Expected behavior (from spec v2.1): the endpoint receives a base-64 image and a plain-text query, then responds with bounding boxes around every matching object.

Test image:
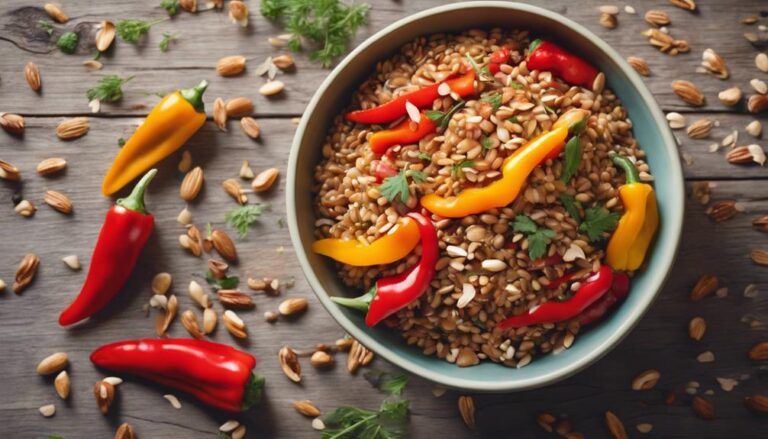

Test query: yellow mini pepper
[606,153,659,271]
[420,109,590,218]
[102,80,209,196]
[312,217,420,266]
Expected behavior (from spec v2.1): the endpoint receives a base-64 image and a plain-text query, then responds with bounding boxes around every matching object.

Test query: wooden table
[1,0,767,437]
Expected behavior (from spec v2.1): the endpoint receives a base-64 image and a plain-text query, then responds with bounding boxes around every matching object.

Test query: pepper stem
[528,38,542,53]
[241,373,265,410]
[331,285,377,312]
[180,80,208,113]
[116,169,157,215]
[609,152,640,184]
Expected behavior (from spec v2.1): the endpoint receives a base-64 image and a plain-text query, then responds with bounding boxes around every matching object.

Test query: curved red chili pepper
[331,211,438,327]
[346,70,476,125]
[59,169,158,326]
[91,339,264,412]
[498,265,614,329]
[368,113,436,154]
[527,39,599,88]
[577,272,630,326]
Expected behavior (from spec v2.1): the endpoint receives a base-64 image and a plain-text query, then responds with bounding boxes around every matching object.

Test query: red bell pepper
[91,339,264,412]
[527,39,599,88]
[578,272,630,325]
[368,112,436,155]
[488,48,510,75]
[59,169,158,326]
[331,211,438,326]
[346,69,475,125]
[370,159,398,182]
[498,265,614,329]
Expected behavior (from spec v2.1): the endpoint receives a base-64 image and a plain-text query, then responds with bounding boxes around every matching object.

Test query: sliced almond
[178,150,192,173]
[259,80,284,96]
[181,309,204,339]
[240,117,260,139]
[718,87,742,106]
[211,229,237,262]
[0,159,22,181]
[0,113,25,135]
[458,395,475,429]
[217,55,246,77]
[36,157,67,176]
[94,380,115,415]
[14,253,40,294]
[95,21,115,52]
[347,339,373,373]
[43,190,73,214]
[177,207,193,225]
[180,166,204,201]
[83,60,103,70]
[671,80,705,106]
[293,400,321,417]
[252,167,279,192]
[239,160,255,180]
[56,117,89,140]
[223,310,247,338]
[61,254,80,270]
[746,120,763,138]
[44,3,68,23]
[751,78,768,95]
[54,370,70,399]
[279,346,301,382]
[214,97,227,131]
[14,199,36,217]
[278,298,308,316]
[626,56,650,76]
[24,62,41,92]
[37,352,68,375]
[223,178,248,204]
[757,53,768,73]
[225,97,254,118]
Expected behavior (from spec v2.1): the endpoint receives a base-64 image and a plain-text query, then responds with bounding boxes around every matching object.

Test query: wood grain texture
[1,0,768,438]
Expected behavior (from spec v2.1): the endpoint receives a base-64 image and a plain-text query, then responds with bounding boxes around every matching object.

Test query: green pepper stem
[528,38,542,53]
[609,152,640,184]
[180,80,208,113]
[241,373,265,410]
[331,286,377,312]
[116,169,157,214]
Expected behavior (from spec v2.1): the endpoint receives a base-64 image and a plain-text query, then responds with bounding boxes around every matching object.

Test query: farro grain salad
[311,29,659,368]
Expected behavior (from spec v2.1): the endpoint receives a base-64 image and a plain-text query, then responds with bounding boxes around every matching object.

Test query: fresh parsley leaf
[205,271,239,291]
[560,136,581,182]
[379,170,410,203]
[434,100,466,131]
[160,0,179,15]
[86,75,134,102]
[225,204,269,239]
[364,370,409,396]
[38,20,55,36]
[579,205,620,241]
[158,31,178,52]
[417,151,432,161]
[480,92,502,112]
[261,0,369,68]
[117,137,126,148]
[117,18,165,44]
[56,31,78,54]
[559,194,581,222]
[510,82,524,90]
[481,136,493,149]
[408,170,427,183]
[322,399,410,439]
[451,160,474,178]
[513,215,556,260]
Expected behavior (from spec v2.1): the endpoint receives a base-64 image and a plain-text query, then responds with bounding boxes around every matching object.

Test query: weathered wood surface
[1,0,767,438]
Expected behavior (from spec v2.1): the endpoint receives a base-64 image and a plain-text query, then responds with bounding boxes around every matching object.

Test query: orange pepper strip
[369,113,436,154]
[311,217,420,266]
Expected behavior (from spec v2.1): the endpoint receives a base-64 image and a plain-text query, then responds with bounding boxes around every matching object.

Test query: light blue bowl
[287,1,684,391]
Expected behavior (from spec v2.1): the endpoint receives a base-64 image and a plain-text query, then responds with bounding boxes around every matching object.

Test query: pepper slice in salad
[527,39,599,88]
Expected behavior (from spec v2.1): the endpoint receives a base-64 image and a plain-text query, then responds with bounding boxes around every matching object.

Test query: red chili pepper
[370,159,398,182]
[59,169,158,326]
[368,113,436,155]
[90,339,264,412]
[331,212,438,326]
[498,265,614,329]
[578,272,630,326]
[527,39,599,88]
[346,70,476,125]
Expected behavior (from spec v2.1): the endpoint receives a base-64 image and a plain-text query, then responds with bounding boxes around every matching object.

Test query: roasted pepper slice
[527,39,599,88]
[420,109,589,218]
[606,153,659,271]
[102,80,208,196]
[368,112,436,154]
[312,217,420,266]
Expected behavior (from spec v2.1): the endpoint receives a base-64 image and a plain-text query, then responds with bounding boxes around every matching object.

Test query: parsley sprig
[480,91,502,112]
[513,215,556,260]
[225,204,269,239]
[205,271,239,291]
[38,20,55,36]
[425,100,465,131]
[117,18,167,44]
[364,370,409,396]
[260,0,370,68]
[579,205,620,241]
[322,399,410,439]
[159,31,178,52]
[379,169,426,204]
[160,0,179,15]
[464,53,494,82]
[86,75,134,102]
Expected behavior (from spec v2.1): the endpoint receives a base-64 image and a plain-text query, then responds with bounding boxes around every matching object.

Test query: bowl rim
[287,1,684,391]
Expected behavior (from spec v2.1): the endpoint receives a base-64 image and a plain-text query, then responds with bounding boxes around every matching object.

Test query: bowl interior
[287,1,684,391]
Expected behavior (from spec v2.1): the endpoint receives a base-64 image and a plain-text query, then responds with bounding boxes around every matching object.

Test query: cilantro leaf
[408,170,427,183]
[323,399,410,439]
[560,136,581,182]
[38,20,55,36]
[158,31,178,52]
[417,151,432,161]
[425,101,465,131]
[512,215,539,234]
[480,92,502,112]
[117,18,165,44]
[513,215,556,260]
[451,160,474,178]
[205,271,239,291]
[579,205,620,241]
[379,170,410,203]
[559,194,581,222]
[364,370,409,396]
[225,204,269,239]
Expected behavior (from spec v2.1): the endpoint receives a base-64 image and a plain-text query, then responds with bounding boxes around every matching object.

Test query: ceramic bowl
[287,1,684,391]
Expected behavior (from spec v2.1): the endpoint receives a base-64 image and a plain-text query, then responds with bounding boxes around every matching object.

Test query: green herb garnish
[379,170,425,204]
[57,32,78,54]
[425,100,466,131]
[451,160,474,178]
[117,138,126,148]
[560,136,581,182]
[322,399,410,439]
[117,18,166,44]
[579,205,620,242]
[225,204,269,239]
[364,370,409,396]
[416,151,432,161]
[205,271,240,291]
[86,75,134,102]
[160,0,179,15]
[158,31,178,51]
[464,53,493,82]
[38,20,55,35]
[510,82,524,90]
[480,91,502,112]
[481,136,493,149]
[513,215,556,260]
[260,0,369,68]
[559,194,581,222]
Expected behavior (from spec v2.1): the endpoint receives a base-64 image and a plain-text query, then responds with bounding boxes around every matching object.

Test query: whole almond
[746,120,763,138]
[218,290,255,308]
[627,56,650,76]
[272,54,295,70]
[115,423,136,439]
[181,309,204,339]
[225,97,254,118]
[188,280,209,308]
[605,411,628,439]
[748,94,768,113]
[644,10,670,27]
[252,167,279,192]
[690,274,718,301]
[692,396,714,420]
[749,341,768,360]
[211,229,237,262]
[670,0,696,10]
[689,316,706,341]
[180,0,197,12]
[180,166,204,201]
[151,272,172,295]
[240,117,260,139]
[599,12,617,28]
[726,146,755,165]
[14,253,40,294]
[758,53,768,73]
[753,215,768,233]
[217,55,246,77]
[279,346,301,382]
[36,157,67,176]
[94,380,115,415]
[686,118,713,139]
[203,307,217,334]
[745,395,768,414]
[14,200,36,217]
[228,0,249,27]
[0,113,25,135]
[458,395,476,429]
[706,200,738,222]
[96,21,116,52]
[44,3,68,23]
[56,117,89,140]
[631,369,660,390]
[44,190,73,214]
[718,87,742,106]
[259,81,285,96]
[214,97,227,131]
[223,178,248,204]
[54,370,70,399]
[223,310,247,338]
[24,62,41,92]
[310,350,334,368]
[293,400,321,417]
[0,159,21,181]
[751,249,768,266]
[701,48,729,79]
[672,80,705,107]
[37,352,68,375]
[278,298,308,316]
